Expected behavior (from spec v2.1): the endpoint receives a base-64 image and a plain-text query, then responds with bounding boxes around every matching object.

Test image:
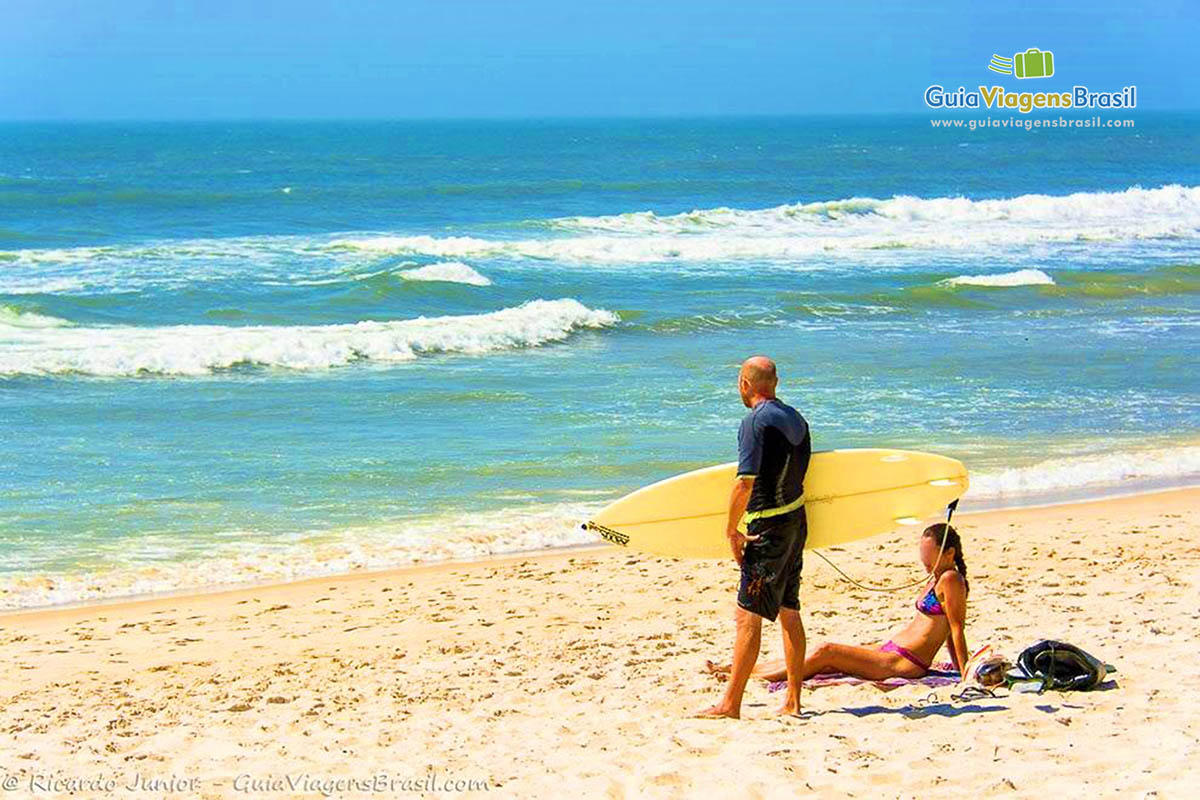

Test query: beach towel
[767,662,960,693]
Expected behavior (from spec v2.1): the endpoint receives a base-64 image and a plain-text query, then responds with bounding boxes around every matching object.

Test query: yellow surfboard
[584,449,968,559]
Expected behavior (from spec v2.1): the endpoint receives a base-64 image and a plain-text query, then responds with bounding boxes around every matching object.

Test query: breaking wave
[0,305,73,328]
[0,298,618,377]
[397,261,492,286]
[327,184,1200,264]
[3,185,1197,284]
[942,269,1056,287]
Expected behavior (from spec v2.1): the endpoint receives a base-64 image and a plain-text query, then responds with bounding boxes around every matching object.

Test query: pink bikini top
[916,582,945,616]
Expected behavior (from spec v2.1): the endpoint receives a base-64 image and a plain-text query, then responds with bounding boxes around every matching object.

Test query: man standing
[698,356,811,719]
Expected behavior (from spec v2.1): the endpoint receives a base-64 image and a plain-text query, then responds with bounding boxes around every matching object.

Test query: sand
[0,488,1197,799]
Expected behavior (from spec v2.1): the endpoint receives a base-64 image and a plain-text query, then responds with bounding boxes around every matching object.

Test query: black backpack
[1014,640,1108,691]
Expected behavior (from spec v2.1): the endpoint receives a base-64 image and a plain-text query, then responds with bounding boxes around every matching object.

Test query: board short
[737,507,807,622]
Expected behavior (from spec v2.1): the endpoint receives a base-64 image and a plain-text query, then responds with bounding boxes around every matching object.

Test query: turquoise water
[2,115,1198,607]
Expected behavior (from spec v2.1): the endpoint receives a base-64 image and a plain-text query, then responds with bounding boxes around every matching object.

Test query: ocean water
[1,115,1198,608]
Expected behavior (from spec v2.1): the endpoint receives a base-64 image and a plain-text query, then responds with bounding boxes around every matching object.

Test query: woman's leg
[804,642,926,680]
[705,657,788,681]
[707,642,925,682]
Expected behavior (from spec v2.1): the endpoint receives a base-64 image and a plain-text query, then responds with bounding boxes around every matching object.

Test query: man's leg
[695,606,762,718]
[775,518,806,715]
[776,606,805,715]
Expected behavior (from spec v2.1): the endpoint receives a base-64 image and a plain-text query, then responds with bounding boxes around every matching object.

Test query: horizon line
[1,108,1196,124]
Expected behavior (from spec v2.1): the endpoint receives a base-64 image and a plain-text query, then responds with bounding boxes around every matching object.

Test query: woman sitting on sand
[707,523,971,683]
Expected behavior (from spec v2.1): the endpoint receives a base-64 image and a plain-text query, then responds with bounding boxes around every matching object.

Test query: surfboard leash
[809,499,959,593]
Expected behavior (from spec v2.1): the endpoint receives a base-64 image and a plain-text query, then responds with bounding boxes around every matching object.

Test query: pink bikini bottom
[880,640,930,673]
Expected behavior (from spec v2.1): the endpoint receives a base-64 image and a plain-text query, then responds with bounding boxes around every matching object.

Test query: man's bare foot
[774,701,802,717]
[692,704,740,720]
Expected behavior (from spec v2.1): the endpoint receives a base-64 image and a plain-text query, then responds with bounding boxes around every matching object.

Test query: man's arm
[726,477,754,564]
[729,410,762,564]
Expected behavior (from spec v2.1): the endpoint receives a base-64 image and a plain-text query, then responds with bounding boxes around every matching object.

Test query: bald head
[738,356,778,406]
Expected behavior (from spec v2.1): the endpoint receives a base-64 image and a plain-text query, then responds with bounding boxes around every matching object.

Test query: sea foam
[4,185,1198,283]
[0,298,618,377]
[942,269,1056,287]
[968,445,1200,505]
[328,184,1200,264]
[0,501,604,610]
[0,305,73,328]
[397,261,492,286]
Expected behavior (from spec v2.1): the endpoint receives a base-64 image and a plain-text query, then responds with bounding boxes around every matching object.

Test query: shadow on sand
[824,702,1008,720]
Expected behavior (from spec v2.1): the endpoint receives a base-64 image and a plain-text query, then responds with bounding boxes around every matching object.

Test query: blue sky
[3,0,1195,119]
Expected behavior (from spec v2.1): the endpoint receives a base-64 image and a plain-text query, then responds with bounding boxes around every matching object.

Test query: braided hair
[922,522,969,595]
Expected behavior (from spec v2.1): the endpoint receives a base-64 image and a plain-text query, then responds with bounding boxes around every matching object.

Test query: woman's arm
[938,572,969,675]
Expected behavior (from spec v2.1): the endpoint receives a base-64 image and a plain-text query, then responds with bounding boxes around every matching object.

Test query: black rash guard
[736,397,811,518]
